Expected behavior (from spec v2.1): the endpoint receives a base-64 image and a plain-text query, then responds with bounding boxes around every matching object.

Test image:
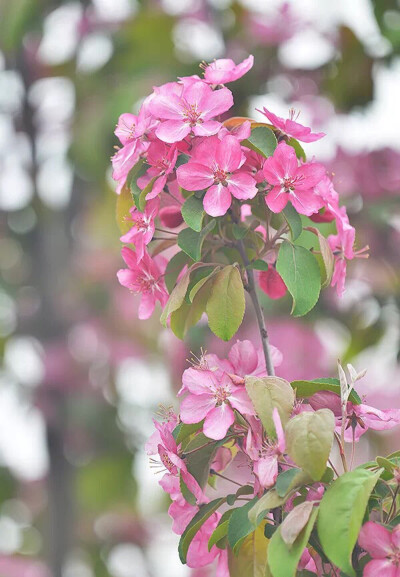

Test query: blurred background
[0,0,399,575]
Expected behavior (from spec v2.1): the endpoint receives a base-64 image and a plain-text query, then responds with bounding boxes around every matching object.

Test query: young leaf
[116,186,134,234]
[267,507,318,577]
[160,266,192,326]
[285,409,335,481]
[291,378,362,405]
[306,226,334,288]
[275,468,302,497]
[127,159,151,211]
[228,498,259,554]
[276,240,321,317]
[178,219,216,261]
[248,490,286,526]
[206,265,245,341]
[283,204,302,241]
[249,259,269,271]
[208,520,230,551]
[178,498,226,563]
[317,468,383,577]
[164,251,192,293]
[182,194,205,232]
[170,279,211,339]
[242,126,277,158]
[173,422,203,445]
[228,523,269,577]
[287,137,306,161]
[245,376,295,436]
[280,501,315,547]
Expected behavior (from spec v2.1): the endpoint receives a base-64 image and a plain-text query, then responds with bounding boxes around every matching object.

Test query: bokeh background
[0,0,399,575]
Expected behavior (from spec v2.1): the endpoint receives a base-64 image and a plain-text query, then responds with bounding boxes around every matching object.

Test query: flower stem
[237,241,275,376]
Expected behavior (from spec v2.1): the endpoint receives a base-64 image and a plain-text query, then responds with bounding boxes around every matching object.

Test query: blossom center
[213,165,229,186]
[182,102,202,126]
[160,449,176,473]
[135,270,160,294]
[214,385,230,405]
[389,550,400,566]
[281,174,303,192]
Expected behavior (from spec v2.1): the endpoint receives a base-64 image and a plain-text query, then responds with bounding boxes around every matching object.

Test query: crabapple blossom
[117,247,168,319]
[259,107,325,143]
[358,522,400,577]
[120,199,159,262]
[263,141,325,215]
[137,141,178,200]
[177,134,257,216]
[203,55,254,85]
[148,80,233,143]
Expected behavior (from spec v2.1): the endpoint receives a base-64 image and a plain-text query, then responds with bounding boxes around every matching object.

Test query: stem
[210,470,242,487]
[350,427,356,470]
[387,485,399,521]
[334,431,348,473]
[237,241,275,376]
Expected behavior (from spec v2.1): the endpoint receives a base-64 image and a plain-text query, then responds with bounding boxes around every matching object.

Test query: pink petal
[216,135,242,172]
[255,454,278,488]
[258,268,287,299]
[363,559,397,577]
[272,407,286,453]
[391,525,400,550]
[117,269,135,289]
[260,108,285,132]
[148,93,183,120]
[263,142,297,184]
[181,368,218,395]
[138,292,155,320]
[203,404,235,440]
[177,162,214,191]
[359,522,394,558]
[265,187,288,213]
[285,119,325,142]
[202,86,234,118]
[193,120,222,137]
[309,392,341,416]
[227,171,258,200]
[228,340,258,376]
[229,388,255,416]
[203,184,232,216]
[156,120,191,143]
[290,189,324,216]
[180,393,215,424]
[295,163,326,190]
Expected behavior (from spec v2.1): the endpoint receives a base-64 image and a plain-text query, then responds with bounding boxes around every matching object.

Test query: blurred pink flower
[263,142,325,215]
[120,199,159,262]
[149,81,233,143]
[177,134,257,216]
[203,55,254,84]
[117,247,168,319]
[259,107,325,143]
[258,267,287,300]
[0,556,50,577]
[358,522,400,577]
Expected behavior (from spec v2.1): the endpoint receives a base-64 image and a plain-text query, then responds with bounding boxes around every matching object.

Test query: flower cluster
[113,55,367,332]
[146,349,400,577]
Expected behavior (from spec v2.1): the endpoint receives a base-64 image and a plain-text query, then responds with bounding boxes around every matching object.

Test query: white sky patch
[116,357,171,407]
[173,19,225,61]
[279,29,336,69]
[38,3,82,65]
[77,34,114,73]
[93,0,138,22]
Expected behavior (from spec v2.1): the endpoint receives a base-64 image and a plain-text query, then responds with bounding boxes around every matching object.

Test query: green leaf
[275,468,302,497]
[180,474,197,505]
[248,490,286,526]
[283,204,302,241]
[280,501,315,547]
[179,498,226,563]
[232,223,249,239]
[228,498,259,554]
[306,226,334,288]
[173,422,203,445]
[178,219,216,261]
[182,194,205,232]
[276,240,321,316]
[208,520,230,551]
[116,186,134,234]
[228,523,269,577]
[164,251,192,293]
[285,409,335,481]
[245,376,295,436]
[184,433,225,489]
[287,137,306,161]
[170,279,211,339]
[206,265,245,341]
[127,159,149,212]
[249,259,269,271]
[160,266,192,326]
[317,468,383,577]
[291,378,362,405]
[188,266,218,302]
[242,126,277,158]
[376,456,396,472]
[268,507,318,577]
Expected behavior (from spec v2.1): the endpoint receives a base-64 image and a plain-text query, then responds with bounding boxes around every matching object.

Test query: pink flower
[148,420,204,503]
[186,514,229,576]
[148,81,233,143]
[309,391,400,442]
[177,134,257,216]
[258,267,287,299]
[117,247,168,319]
[259,107,325,143]
[112,139,148,194]
[328,207,368,297]
[180,370,254,440]
[120,199,159,262]
[137,141,178,200]
[159,205,183,228]
[263,142,325,215]
[358,522,400,577]
[203,55,254,84]
[250,408,286,489]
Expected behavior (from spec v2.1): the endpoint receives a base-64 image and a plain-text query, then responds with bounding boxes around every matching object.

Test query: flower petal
[180,393,215,424]
[203,184,232,217]
[177,162,214,191]
[216,135,242,172]
[227,171,258,200]
[203,404,235,440]
[156,120,191,143]
[358,522,394,558]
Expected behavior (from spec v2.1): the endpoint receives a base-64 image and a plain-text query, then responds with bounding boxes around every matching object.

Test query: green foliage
[164,251,192,293]
[242,126,277,158]
[206,265,245,341]
[249,259,269,271]
[275,468,302,497]
[228,523,268,577]
[291,378,362,405]
[184,433,225,489]
[248,490,286,526]
[227,498,259,553]
[178,220,216,261]
[276,240,321,316]
[181,194,205,232]
[116,186,134,234]
[268,506,318,577]
[317,468,383,576]
[245,376,295,436]
[283,204,302,241]
[179,498,226,563]
[285,409,335,481]
[127,159,148,211]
